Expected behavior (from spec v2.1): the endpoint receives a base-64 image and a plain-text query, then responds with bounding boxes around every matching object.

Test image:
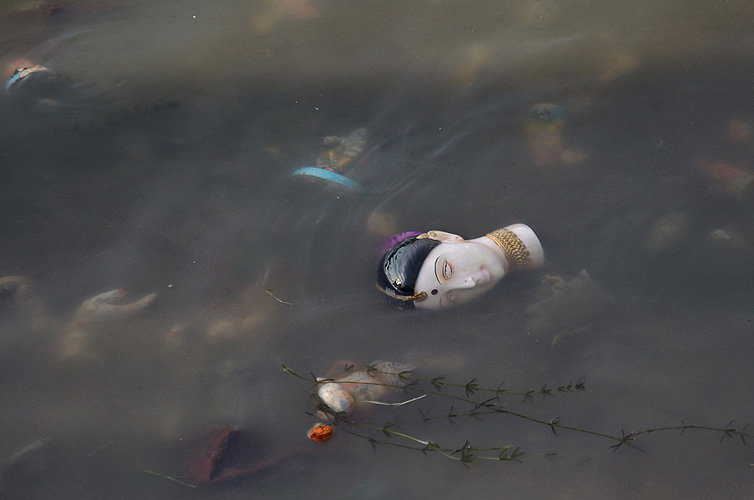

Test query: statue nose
[462,269,490,287]
[460,276,478,288]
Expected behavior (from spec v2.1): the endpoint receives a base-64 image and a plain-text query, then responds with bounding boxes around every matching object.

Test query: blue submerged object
[292,166,363,193]
[5,66,53,93]
[527,103,567,124]
[5,72,22,92]
[292,128,369,194]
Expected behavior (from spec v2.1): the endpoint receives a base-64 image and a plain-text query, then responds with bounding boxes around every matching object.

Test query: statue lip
[476,268,491,285]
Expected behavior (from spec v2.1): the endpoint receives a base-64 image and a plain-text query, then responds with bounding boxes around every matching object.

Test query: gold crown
[486,228,531,272]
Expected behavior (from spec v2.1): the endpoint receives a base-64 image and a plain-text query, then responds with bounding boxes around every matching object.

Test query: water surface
[1,1,754,498]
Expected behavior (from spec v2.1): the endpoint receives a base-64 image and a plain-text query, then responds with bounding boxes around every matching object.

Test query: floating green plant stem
[327,363,585,400]
[282,364,316,383]
[284,363,754,464]
[142,470,196,488]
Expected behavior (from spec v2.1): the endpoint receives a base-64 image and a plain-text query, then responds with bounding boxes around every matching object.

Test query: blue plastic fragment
[292,167,362,193]
[5,72,22,93]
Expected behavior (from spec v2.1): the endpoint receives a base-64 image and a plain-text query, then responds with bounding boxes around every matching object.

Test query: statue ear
[419,230,464,242]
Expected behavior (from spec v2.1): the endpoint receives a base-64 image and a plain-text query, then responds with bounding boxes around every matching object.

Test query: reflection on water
[1,0,754,498]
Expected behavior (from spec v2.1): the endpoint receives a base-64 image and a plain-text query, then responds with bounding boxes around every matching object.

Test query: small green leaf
[465,377,480,397]
[382,422,395,438]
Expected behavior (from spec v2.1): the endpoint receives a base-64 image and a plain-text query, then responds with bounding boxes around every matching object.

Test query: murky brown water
[1,1,754,498]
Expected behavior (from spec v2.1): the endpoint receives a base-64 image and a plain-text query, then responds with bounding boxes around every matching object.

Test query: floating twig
[266,288,292,305]
[87,439,114,456]
[362,394,427,407]
[143,470,196,488]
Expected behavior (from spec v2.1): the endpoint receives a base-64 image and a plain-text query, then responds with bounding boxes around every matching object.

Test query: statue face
[413,240,506,309]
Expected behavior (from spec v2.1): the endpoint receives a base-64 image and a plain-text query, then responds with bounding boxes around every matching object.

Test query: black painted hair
[377,236,440,300]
